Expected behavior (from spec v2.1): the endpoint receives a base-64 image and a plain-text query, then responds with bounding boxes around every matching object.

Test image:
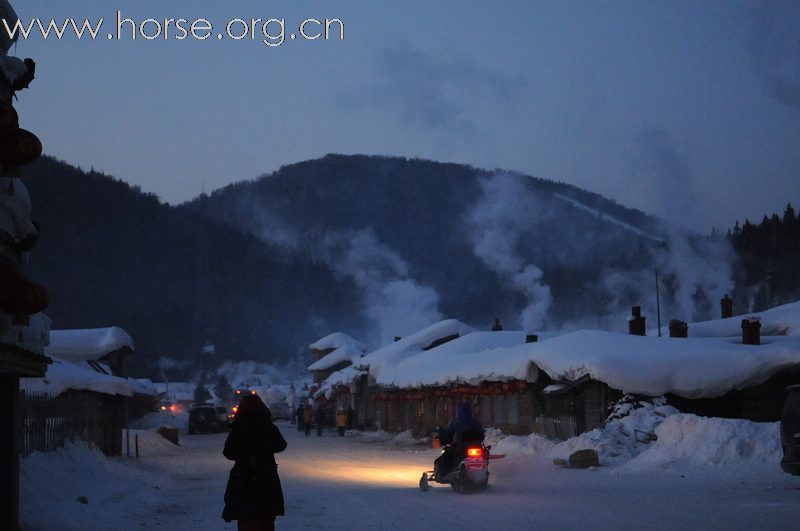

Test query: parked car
[188,403,229,434]
[269,402,291,421]
[780,385,800,475]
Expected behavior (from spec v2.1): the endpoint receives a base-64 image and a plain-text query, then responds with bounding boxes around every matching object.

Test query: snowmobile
[419,429,504,493]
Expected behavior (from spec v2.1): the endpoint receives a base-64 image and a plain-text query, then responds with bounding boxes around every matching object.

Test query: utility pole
[655,268,662,337]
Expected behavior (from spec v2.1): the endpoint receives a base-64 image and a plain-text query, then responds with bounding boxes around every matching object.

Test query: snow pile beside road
[550,397,678,466]
[490,432,554,456]
[484,427,554,456]
[618,414,781,474]
[20,442,150,530]
[130,411,189,433]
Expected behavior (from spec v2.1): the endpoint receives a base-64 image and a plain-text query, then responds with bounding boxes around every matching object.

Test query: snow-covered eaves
[46,327,134,362]
[21,356,137,398]
[377,331,539,387]
[307,344,363,372]
[309,332,365,352]
[502,329,800,399]
[358,319,474,382]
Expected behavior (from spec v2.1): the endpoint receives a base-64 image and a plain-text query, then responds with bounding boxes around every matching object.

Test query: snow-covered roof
[369,300,800,398]
[21,356,138,398]
[46,327,134,362]
[666,300,800,338]
[377,331,535,387]
[357,319,473,381]
[307,344,364,372]
[501,329,800,399]
[309,332,365,352]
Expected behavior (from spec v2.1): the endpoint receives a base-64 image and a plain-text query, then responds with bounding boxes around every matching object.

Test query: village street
[22,421,800,530]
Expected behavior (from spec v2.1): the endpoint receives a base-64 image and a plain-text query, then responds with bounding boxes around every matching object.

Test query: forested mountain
[188,154,703,340]
[22,156,360,376]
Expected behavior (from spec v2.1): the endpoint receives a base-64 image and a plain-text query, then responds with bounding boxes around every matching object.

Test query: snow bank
[20,442,150,531]
[484,428,555,456]
[310,332,366,352]
[47,327,134,362]
[547,397,781,474]
[618,414,782,474]
[21,356,137,398]
[550,398,678,466]
[131,411,189,433]
[127,428,185,455]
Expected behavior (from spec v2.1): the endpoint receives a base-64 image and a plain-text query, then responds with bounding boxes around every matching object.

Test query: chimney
[741,318,761,345]
[526,334,539,343]
[668,319,688,338]
[394,336,402,342]
[492,318,503,332]
[628,306,646,336]
[721,295,733,319]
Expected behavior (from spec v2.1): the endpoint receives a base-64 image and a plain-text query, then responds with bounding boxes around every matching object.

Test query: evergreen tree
[194,379,211,403]
[214,374,233,405]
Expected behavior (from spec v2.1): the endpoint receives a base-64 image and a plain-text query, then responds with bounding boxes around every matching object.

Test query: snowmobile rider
[436,402,484,475]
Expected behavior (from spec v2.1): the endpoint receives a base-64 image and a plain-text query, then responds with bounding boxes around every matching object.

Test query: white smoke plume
[322,228,442,345]
[468,173,553,331]
[234,193,443,347]
[634,127,734,325]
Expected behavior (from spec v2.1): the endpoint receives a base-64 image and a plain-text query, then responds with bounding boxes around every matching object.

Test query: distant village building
[20,325,158,456]
[46,326,134,377]
[314,300,800,439]
[314,319,472,429]
[308,332,366,384]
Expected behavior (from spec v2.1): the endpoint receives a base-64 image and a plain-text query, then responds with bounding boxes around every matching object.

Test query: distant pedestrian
[222,394,287,531]
[290,405,297,425]
[315,407,325,436]
[336,410,347,437]
[303,404,313,436]
[346,405,355,430]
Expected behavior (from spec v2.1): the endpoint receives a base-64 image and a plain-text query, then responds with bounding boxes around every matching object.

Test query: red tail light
[467,447,483,458]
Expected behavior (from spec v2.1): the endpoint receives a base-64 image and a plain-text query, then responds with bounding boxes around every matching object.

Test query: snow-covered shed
[19,355,149,457]
[46,326,134,377]
[308,332,365,384]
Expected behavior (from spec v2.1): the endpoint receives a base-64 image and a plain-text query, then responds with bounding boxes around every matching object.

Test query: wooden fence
[19,390,125,457]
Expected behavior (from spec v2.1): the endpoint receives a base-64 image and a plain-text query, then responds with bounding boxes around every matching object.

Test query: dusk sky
[12,0,800,230]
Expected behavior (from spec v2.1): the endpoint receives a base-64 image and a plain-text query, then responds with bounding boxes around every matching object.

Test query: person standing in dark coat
[315,407,325,436]
[222,394,287,531]
[346,405,355,430]
[303,404,313,436]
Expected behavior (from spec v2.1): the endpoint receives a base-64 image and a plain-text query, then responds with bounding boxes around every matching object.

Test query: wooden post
[135,433,139,459]
[0,374,20,531]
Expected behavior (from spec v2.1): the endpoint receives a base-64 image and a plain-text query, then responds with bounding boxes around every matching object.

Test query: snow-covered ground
[20,419,800,530]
